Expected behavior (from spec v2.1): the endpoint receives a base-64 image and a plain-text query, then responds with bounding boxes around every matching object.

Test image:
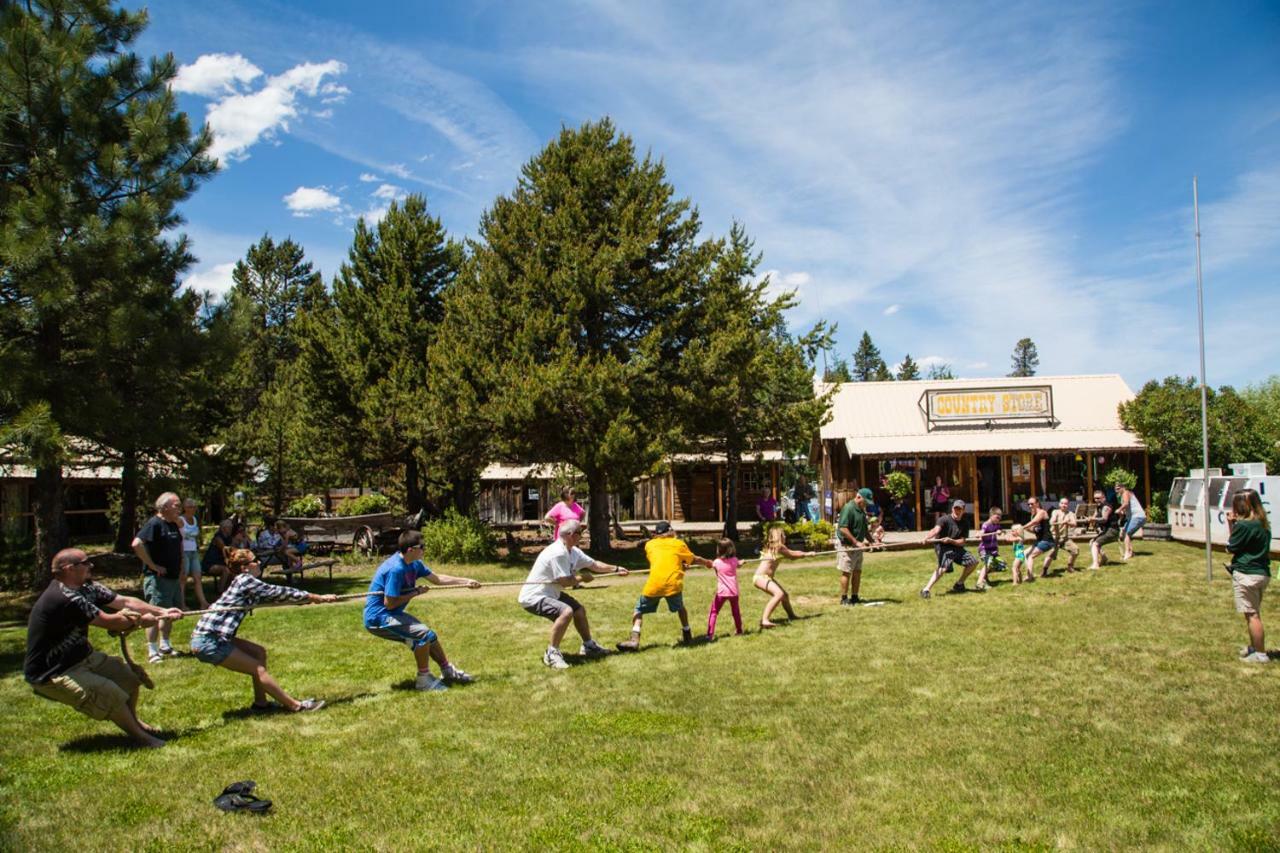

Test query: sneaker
[849,595,861,605]
[1239,646,1256,659]
[582,640,609,659]
[616,638,640,652]
[159,644,178,656]
[148,652,164,664]
[919,590,931,600]
[1243,651,1270,664]
[543,648,570,670]
[294,698,325,712]
[678,633,694,646]
[950,583,966,594]
[442,664,474,684]
[415,673,449,691]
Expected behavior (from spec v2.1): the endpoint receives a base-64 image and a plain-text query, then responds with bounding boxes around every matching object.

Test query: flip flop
[220,780,257,797]
[214,792,272,814]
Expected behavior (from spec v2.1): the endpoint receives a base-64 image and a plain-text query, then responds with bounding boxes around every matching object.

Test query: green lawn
[1,541,1277,851]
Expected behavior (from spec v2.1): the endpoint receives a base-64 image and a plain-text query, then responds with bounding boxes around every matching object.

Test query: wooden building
[632,450,787,522]
[476,463,574,526]
[1,448,118,542]
[813,375,1149,529]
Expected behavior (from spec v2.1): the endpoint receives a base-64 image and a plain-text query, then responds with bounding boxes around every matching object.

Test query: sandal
[214,780,272,814]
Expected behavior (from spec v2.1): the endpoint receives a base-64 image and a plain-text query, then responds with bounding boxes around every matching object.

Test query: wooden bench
[269,558,338,586]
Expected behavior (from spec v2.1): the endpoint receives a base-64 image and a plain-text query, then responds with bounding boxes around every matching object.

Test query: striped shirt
[192,573,308,640]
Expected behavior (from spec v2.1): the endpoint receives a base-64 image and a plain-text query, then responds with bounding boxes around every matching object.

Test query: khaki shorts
[1232,572,1270,615]
[32,651,139,720]
[837,547,864,574]
[1051,538,1079,559]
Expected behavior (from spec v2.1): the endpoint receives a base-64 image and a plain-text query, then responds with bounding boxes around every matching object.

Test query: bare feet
[759,621,780,630]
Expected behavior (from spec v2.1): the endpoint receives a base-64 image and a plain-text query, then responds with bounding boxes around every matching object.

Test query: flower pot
[1143,522,1171,542]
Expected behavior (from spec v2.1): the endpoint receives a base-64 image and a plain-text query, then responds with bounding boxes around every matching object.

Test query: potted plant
[884,471,914,530]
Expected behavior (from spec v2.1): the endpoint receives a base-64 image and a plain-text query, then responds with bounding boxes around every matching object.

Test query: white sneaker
[414,672,449,691]
[442,664,474,684]
[1239,646,1256,659]
[147,652,164,664]
[543,648,570,670]
[1243,651,1271,664]
[159,644,177,656]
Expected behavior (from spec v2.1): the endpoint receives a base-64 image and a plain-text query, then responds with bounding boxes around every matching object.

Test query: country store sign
[921,385,1054,427]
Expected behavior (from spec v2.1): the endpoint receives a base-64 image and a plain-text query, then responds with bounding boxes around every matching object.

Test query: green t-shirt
[1228,519,1271,576]
[838,500,868,544]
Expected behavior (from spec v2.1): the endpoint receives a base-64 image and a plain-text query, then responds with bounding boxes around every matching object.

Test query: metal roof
[817,374,1144,457]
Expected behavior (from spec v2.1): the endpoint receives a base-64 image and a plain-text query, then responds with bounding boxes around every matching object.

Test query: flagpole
[1193,176,1211,583]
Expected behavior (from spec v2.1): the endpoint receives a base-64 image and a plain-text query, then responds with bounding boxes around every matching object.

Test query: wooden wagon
[279,512,404,557]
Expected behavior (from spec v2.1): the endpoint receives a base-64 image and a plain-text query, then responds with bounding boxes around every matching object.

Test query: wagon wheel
[354,526,376,556]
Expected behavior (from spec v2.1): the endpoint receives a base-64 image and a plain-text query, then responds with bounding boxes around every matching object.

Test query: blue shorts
[1124,517,1146,536]
[191,633,234,665]
[635,592,685,615]
[1032,540,1055,554]
[366,613,438,649]
[182,551,202,574]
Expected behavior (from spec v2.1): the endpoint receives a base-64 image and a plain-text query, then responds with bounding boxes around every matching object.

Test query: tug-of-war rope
[171,540,918,618]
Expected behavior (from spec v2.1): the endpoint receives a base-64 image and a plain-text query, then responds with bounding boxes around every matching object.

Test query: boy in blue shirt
[364,530,481,691]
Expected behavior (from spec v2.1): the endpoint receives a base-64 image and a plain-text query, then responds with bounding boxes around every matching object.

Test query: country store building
[813,375,1149,529]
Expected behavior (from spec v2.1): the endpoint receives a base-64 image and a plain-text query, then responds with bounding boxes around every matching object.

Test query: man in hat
[837,489,873,605]
[617,521,713,650]
[921,499,979,599]
[25,548,183,748]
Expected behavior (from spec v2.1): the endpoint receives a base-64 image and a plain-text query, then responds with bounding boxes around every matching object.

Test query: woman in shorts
[1227,489,1271,663]
[189,549,334,712]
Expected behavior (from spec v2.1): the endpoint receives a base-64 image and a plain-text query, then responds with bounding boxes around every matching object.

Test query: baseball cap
[952,499,967,509]
[858,488,874,501]
[654,521,672,535]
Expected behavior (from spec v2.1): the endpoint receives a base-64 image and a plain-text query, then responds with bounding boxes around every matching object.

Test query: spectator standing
[1227,490,1271,663]
[178,498,207,609]
[25,548,183,748]
[930,476,951,517]
[792,477,814,522]
[130,492,185,662]
[202,519,235,595]
[544,486,586,540]
[755,490,779,526]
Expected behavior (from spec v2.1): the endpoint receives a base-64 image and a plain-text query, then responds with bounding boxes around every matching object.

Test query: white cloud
[359,172,381,182]
[917,355,952,368]
[284,185,342,216]
[182,261,237,297]
[883,304,900,316]
[372,183,406,201]
[193,58,348,163]
[172,53,262,97]
[782,271,811,287]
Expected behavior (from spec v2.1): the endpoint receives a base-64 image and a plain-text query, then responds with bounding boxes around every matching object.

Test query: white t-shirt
[518,539,595,607]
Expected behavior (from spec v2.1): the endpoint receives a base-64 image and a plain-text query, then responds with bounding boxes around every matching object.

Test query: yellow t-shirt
[642,537,696,597]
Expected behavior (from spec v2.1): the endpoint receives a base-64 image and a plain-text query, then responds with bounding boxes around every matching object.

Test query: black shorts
[1093,528,1119,547]
[522,593,584,620]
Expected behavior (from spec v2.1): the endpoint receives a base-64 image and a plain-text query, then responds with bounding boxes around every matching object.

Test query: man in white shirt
[518,519,627,670]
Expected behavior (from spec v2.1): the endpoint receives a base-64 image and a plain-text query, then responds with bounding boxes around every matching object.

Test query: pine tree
[852,332,891,381]
[438,118,707,547]
[216,236,332,513]
[1009,338,1040,377]
[824,357,853,383]
[314,196,463,513]
[674,225,833,539]
[927,363,956,380]
[897,353,922,381]
[0,0,215,582]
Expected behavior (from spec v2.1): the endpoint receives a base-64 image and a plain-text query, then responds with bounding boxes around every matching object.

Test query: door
[977,456,1004,515]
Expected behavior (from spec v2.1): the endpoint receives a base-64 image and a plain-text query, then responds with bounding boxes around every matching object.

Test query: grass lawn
[1,540,1277,850]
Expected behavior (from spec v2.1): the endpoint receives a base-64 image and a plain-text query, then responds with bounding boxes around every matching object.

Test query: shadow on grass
[219,692,373,720]
[390,678,481,692]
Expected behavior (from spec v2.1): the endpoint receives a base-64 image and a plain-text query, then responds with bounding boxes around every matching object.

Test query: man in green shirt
[837,489,872,606]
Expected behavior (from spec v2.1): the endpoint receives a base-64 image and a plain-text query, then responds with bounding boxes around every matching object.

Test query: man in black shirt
[131,491,184,662]
[25,548,183,748]
[920,499,979,599]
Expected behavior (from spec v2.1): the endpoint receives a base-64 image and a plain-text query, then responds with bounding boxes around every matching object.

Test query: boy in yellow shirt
[617,522,713,650]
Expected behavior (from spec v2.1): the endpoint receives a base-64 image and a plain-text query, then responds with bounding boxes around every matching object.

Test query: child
[189,549,335,712]
[976,507,1005,590]
[364,530,481,691]
[617,522,713,650]
[1008,524,1033,584]
[707,538,743,640]
[1227,489,1271,663]
[753,525,816,628]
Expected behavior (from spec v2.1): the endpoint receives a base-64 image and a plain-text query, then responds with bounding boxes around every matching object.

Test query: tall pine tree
[852,332,892,381]
[0,0,215,582]
[440,119,708,546]
[1009,338,1040,377]
[897,354,922,380]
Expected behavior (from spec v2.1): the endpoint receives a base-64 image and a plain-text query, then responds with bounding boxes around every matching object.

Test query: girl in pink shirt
[544,486,586,539]
[706,538,743,639]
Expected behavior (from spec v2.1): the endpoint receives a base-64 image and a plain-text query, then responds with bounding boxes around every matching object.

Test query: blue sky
[141,0,1280,389]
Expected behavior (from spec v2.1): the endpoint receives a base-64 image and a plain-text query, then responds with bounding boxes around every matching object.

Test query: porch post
[1086,452,1094,501]
[913,458,923,531]
[1143,450,1152,509]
